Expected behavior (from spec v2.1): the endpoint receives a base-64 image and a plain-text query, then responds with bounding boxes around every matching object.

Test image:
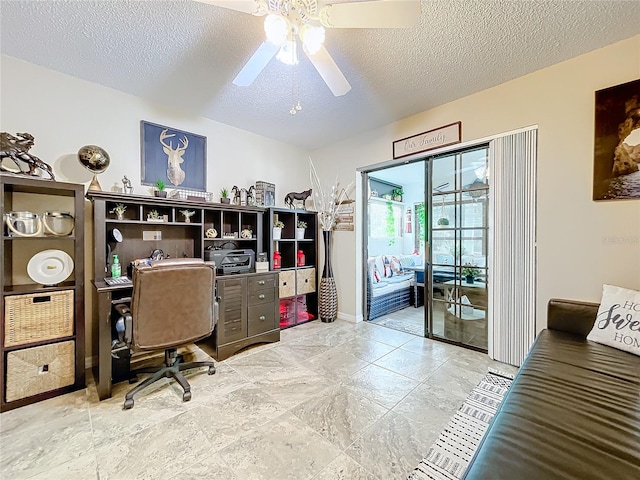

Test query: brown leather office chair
[118,258,216,409]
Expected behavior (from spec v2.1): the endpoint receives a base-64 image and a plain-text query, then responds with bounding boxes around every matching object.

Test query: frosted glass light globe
[264,14,288,46]
[300,24,325,55]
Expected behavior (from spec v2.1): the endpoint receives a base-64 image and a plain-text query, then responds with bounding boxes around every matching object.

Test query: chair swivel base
[123,350,215,409]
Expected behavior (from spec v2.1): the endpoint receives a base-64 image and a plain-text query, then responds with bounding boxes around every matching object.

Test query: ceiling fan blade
[233,41,279,86]
[194,0,267,15]
[319,0,420,28]
[305,45,351,97]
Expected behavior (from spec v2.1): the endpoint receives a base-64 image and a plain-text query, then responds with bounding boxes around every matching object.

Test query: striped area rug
[408,370,514,480]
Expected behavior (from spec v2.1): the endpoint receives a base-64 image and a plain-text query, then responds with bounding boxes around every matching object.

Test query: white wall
[3,35,640,355]
[1,55,309,364]
[312,36,640,331]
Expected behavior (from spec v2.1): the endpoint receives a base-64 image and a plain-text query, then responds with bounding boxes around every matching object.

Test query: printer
[206,248,255,275]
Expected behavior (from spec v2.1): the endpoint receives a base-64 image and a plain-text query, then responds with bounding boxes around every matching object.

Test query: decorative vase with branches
[309,159,354,322]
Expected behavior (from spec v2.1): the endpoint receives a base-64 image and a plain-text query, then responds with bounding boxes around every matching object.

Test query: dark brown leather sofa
[463,298,640,480]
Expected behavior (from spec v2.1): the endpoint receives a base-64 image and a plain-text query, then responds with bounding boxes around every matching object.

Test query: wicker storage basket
[279,270,296,298]
[4,290,74,347]
[296,268,316,295]
[5,340,75,402]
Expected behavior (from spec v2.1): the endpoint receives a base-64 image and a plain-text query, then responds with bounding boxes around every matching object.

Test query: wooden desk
[87,191,281,400]
[92,270,280,400]
[92,280,133,400]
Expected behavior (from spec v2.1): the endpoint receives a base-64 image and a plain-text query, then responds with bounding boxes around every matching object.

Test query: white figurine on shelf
[122,175,133,194]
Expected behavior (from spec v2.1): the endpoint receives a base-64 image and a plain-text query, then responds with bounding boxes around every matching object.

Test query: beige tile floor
[0,320,516,480]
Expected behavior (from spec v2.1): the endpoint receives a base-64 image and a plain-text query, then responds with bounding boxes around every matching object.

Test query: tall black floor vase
[319,230,338,323]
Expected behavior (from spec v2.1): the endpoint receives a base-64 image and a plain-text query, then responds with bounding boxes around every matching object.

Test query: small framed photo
[255,180,276,206]
[141,121,207,192]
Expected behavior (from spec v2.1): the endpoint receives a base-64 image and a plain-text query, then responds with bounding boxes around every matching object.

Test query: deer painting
[159,129,188,186]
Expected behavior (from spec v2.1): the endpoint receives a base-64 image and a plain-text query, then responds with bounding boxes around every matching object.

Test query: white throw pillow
[587,284,640,356]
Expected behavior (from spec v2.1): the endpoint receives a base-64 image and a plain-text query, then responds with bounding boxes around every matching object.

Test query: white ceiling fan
[196,0,421,96]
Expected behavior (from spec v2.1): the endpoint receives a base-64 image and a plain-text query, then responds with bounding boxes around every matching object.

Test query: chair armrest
[547,298,599,338]
[114,304,133,344]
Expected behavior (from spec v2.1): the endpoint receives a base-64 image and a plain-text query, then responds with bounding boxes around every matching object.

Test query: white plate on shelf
[27,249,74,285]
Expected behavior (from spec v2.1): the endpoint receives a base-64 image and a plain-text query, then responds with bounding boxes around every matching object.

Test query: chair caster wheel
[124,398,134,409]
[208,366,216,375]
[183,391,192,402]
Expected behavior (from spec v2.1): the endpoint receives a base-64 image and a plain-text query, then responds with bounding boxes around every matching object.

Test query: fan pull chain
[290,38,302,116]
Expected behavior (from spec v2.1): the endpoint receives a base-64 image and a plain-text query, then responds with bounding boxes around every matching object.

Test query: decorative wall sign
[393,122,462,159]
[335,201,355,231]
[141,121,207,192]
[593,79,640,200]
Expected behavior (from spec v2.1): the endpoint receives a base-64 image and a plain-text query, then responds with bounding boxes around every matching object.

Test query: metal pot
[42,211,74,236]
[4,211,42,237]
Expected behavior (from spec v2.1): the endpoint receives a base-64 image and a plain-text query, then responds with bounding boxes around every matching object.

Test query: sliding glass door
[427,146,489,351]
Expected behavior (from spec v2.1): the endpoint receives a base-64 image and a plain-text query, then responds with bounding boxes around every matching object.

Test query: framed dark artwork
[141,121,207,192]
[593,79,640,200]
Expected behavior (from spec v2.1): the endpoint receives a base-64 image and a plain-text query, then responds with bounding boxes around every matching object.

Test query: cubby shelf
[268,207,318,329]
[1,174,85,413]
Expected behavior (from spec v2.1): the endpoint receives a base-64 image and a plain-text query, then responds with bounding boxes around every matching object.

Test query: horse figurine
[0,132,56,180]
[247,186,255,206]
[231,185,241,205]
[285,189,312,209]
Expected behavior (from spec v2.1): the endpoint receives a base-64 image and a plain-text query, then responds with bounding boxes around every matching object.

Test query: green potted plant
[154,179,167,198]
[296,220,307,239]
[220,188,230,204]
[273,220,284,240]
[437,217,450,227]
[461,263,480,284]
[392,187,403,202]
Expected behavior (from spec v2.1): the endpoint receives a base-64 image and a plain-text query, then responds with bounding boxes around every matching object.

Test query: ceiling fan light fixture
[264,14,288,46]
[276,37,298,65]
[300,24,325,55]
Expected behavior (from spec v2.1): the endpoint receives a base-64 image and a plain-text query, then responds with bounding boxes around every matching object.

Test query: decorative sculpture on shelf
[0,132,56,180]
[122,175,133,194]
[231,185,254,206]
[231,185,241,205]
[285,189,312,209]
[247,185,255,206]
[78,144,110,191]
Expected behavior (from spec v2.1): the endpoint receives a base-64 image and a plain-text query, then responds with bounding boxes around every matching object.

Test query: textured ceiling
[1,1,639,150]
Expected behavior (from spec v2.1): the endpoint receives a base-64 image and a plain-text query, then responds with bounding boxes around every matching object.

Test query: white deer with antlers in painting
[159,129,188,187]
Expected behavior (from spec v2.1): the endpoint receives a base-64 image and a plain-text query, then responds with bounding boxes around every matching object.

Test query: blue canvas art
[141,121,207,191]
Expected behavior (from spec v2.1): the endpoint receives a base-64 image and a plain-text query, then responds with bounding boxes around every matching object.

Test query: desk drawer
[247,304,276,337]
[248,288,275,306]
[248,274,276,292]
